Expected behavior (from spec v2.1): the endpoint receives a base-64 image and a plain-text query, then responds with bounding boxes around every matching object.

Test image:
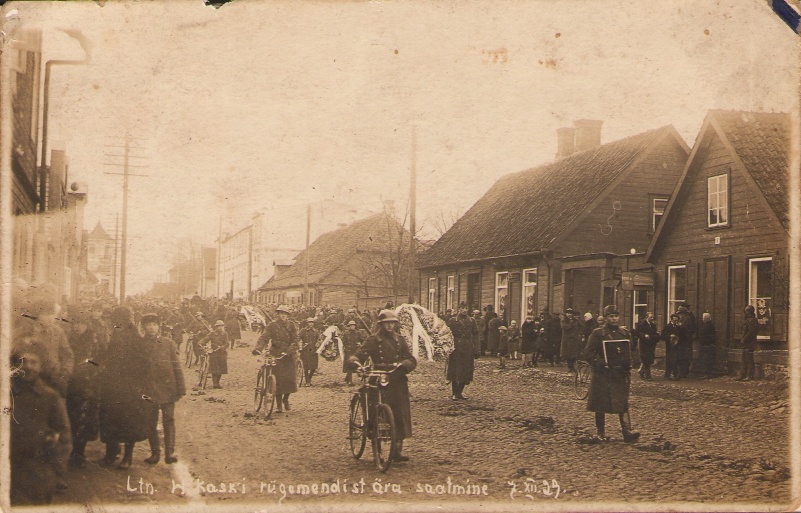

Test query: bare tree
[425,205,465,238]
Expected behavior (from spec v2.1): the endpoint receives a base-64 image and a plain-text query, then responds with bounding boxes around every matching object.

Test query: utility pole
[104,135,147,303]
[216,216,222,299]
[304,203,311,305]
[408,125,417,305]
[112,213,119,300]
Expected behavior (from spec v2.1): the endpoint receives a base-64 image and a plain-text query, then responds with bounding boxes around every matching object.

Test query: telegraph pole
[112,213,119,299]
[304,203,311,305]
[104,135,147,303]
[408,126,417,304]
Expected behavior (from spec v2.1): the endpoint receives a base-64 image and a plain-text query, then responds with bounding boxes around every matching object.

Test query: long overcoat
[446,315,474,384]
[520,320,538,353]
[298,325,321,372]
[350,329,417,440]
[99,314,154,444]
[143,334,186,404]
[634,318,658,365]
[559,317,583,359]
[199,330,229,375]
[259,319,299,395]
[341,329,364,373]
[582,324,632,414]
[487,316,502,352]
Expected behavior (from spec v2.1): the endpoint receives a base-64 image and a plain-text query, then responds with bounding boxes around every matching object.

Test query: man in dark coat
[633,312,658,380]
[447,308,475,400]
[341,320,365,385]
[225,309,242,349]
[544,311,563,366]
[348,309,417,461]
[582,305,639,442]
[520,315,538,367]
[660,313,688,381]
[141,313,186,464]
[10,342,71,505]
[676,303,697,378]
[198,320,229,389]
[486,312,502,356]
[559,308,583,372]
[471,310,484,357]
[298,318,321,386]
[736,305,758,381]
[254,305,299,411]
[66,311,102,467]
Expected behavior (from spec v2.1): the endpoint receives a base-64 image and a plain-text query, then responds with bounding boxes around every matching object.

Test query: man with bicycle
[254,305,298,412]
[348,309,417,462]
[197,320,229,389]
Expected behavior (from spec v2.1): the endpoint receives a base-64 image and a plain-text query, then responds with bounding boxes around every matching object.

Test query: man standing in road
[141,313,185,464]
[254,305,299,412]
[736,305,758,382]
[348,309,417,461]
[582,305,640,442]
[559,308,583,372]
[198,320,229,389]
[633,312,658,380]
[447,307,475,400]
[298,318,321,386]
[342,320,364,385]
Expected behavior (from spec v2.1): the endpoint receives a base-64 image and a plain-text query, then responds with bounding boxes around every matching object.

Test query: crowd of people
[8,275,761,503]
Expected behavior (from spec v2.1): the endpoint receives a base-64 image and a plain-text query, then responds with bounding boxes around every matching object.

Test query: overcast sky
[9,0,799,294]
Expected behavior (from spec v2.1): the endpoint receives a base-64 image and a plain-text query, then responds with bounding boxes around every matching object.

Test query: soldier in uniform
[254,305,299,412]
[447,307,475,400]
[348,310,417,461]
[582,305,640,442]
[342,320,364,385]
[197,320,229,389]
[298,317,321,386]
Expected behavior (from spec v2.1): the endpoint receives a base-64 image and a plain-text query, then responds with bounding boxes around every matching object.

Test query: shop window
[495,272,508,321]
[749,257,772,339]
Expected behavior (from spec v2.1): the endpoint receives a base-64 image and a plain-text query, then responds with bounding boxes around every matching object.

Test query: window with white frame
[708,174,729,228]
[522,268,537,321]
[446,275,455,311]
[633,289,648,327]
[667,265,686,316]
[651,196,669,233]
[495,272,509,320]
[748,257,773,339]
[428,278,436,311]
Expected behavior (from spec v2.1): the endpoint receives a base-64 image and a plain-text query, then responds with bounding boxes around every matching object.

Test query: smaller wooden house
[645,110,791,373]
[257,213,413,308]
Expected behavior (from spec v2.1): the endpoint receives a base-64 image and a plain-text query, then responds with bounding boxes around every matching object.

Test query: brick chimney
[555,127,576,160]
[573,119,603,152]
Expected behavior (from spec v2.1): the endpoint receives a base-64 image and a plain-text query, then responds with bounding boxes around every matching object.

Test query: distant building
[257,212,417,308]
[646,110,790,374]
[417,121,690,326]
[85,222,116,296]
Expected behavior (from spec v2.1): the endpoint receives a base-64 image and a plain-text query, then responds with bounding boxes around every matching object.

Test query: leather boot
[117,443,134,470]
[164,422,178,464]
[393,440,409,462]
[619,412,640,443]
[102,443,120,466]
[144,450,160,465]
[283,394,291,411]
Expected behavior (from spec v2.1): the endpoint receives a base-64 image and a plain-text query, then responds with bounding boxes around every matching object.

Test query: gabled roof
[88,222,112,240]
[646,110,791,261]
[417,126,684,268]
[258,212,408,290]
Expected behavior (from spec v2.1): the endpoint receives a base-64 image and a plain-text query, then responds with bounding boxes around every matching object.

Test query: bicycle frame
[349,365,398,472]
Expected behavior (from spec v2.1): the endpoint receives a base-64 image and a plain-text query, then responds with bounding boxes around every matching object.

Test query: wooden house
[417,122,690,328]
[645,110,791,372]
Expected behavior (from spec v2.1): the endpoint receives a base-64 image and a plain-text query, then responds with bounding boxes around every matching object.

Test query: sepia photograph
[0,0,799,511]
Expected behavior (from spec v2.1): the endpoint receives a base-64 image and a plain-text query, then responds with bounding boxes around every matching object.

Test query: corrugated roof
[258,212,408,290]
[711,110,791,230]
[418,126,675,268]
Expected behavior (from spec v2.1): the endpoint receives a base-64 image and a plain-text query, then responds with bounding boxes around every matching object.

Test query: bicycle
[253,352,289,418]
[573,359,591,400]
[348,363,399,472]
[295,358,305,388]
[196,345,225,389]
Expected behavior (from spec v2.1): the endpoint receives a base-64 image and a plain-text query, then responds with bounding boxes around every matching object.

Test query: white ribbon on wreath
[318,325,345,360]
[402,305,436,362]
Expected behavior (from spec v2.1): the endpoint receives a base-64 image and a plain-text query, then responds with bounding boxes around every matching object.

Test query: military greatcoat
[582,323,632,414]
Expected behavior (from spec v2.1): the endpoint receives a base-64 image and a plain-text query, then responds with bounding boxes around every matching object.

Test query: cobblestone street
[56,330,792,510]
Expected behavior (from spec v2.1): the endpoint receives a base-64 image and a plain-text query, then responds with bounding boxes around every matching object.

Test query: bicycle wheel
[574,363,591,400]
[296,359,305,388]
[372,403,397,472]
[264,374,277,417]
[254,367,266,412]
[199,356,210,389]
[348,395,367,459]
